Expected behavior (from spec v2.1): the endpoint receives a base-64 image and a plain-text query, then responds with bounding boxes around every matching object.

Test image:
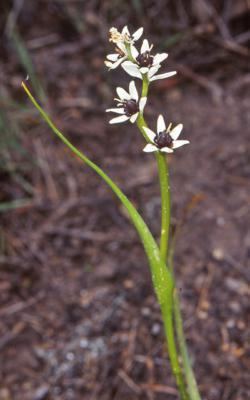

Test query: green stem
[158,153,202,400]
[156,153,170,261]
[136,81,189,400]
[169,234,201,400]
[173,290,202,400]
[154,124,201,399]
[161,300,189,400]
[125,43,134,62]
[142,75,149,97]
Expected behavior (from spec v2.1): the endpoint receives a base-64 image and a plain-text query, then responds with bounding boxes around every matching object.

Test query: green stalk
[173,290,202,400]
[161,300,189,400]
[157,153,170,261]
[169,231,201,400]
[156,134,201,400]
[158,161,201,400]
[154,118,201,400]
[141,75,170,262]
[136,78,189,400]
[156,142,202,400]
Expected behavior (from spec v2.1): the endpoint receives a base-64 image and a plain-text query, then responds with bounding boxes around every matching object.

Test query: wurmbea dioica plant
[22,26,202,400]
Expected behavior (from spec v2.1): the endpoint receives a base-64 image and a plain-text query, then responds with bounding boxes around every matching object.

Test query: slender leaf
[22,82,173,304]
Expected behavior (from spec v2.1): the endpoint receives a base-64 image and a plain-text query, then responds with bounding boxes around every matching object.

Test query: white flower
[121,39,176,82]
[143,115,189,153]
[105,42,135,70]
[109,26,143,45]
[106,81,147,124]
[105,26,144,70]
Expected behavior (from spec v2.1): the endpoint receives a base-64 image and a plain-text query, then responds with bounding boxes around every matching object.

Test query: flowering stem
[156,147,203,400]
[156,132,201,400]
[136,98,189,399]
[136,74,201,399]
[116,32,199,399]
[156,141,201,400]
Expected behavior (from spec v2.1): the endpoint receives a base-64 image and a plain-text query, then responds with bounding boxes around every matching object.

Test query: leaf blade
[22,82,173,304]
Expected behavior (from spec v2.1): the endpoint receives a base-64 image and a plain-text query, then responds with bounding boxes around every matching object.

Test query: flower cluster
[105,26,189,154]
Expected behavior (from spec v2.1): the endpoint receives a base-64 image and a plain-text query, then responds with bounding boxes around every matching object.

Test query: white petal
[132,27,143,41]
[149,71,177,82]
[141,39,150,53]
[106,108,125,114]
[116,87,130,100]
[148,65,161,78]
[122,26,130,36]
[143,127,156,142]
[122,61,142,79]
[116,42,126,52]
[160,147,174,153]
[109,56,126,69]
[104,61,113,68]
[130,113,138,123]
[107,54,119,61]
[131,45,139,59]
[157,115,166,133]
[109,115,130,124]
[140,67,149,74]
[143,144,158,153]
[106,57,126,70]
[129,81,138,101]
[172,140,190,149]
[139,97,147,112]
[153,53,168,65]
[170,124,183,140]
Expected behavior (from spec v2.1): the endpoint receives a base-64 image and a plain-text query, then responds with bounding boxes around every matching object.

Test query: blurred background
[0,1,249,399]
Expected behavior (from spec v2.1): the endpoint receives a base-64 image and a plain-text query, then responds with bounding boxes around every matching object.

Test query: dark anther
[154,132,173,149]
[124,99,139,116]
[136,51,154,68]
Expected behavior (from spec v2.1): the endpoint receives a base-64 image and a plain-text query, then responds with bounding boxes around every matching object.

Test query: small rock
[141,307,151,317]
[66,352,74,361]
[229,301,241,313]
[226,319,235,328]
[123,279,134,289]
[0,388,11,400]
[33,386,49,400]
[151,323,161,336]
[225,277,249,295]
[216,216,225,226]
[212,248,224,260]
[80,338,89,348]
